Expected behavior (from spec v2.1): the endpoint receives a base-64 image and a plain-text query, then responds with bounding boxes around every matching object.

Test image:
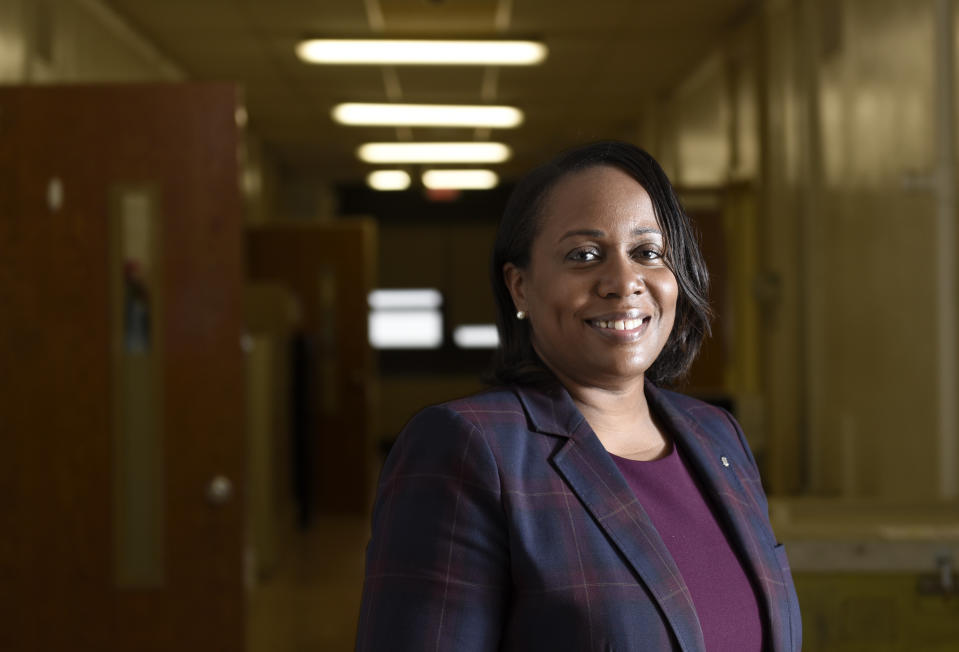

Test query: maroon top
[612,445,764,651]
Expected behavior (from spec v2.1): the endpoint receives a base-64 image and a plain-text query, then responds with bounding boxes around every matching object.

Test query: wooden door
[0,84,245,650]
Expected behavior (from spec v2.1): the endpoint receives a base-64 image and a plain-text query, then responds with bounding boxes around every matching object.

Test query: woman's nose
[596,254,644,297]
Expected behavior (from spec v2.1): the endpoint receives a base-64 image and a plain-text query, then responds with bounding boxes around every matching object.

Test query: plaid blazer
[357,381,801,651]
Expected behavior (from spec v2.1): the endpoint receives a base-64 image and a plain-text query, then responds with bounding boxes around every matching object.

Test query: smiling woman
[357,142,802,652]
[490,142,713,391]
[502,166,680,396]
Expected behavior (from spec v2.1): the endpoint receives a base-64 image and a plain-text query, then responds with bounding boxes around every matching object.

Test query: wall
[803,0,941,500]
[0,0,183,83]
[643,0,959,501]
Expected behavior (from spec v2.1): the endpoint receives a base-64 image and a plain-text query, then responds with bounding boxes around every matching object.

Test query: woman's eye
[634,247,663,261]
[567,248,599,262]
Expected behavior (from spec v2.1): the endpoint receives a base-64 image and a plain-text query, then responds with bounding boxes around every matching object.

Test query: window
[367,288,443,349]
[452,324,499,349]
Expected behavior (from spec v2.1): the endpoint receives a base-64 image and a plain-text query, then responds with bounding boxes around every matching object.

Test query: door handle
[205,475,234,506]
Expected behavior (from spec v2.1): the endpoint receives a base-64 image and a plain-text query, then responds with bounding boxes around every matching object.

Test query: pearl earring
[516,310,527,320]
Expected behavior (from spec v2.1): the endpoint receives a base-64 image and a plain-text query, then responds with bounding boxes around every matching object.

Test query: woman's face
[504,165,678,390]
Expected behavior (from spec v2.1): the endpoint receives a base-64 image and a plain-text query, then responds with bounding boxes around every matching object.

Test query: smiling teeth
[594,318,643,330]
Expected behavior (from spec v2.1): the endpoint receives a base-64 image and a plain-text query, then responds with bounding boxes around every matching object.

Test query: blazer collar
[513,380,787,652]
[646,383,790,652]
[512,380,586,437]
[513,381,707,652]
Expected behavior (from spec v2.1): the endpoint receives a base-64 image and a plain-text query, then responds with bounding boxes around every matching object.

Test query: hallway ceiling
[104,0,754,183]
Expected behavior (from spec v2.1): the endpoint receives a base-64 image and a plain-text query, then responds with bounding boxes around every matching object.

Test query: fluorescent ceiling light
[333,103,523,128]
[422,169,499,190]
[368,288,442,310]
[358,142,511,164]
[453,324,500,349]
[296,39,547,66]
[366,170,411,191]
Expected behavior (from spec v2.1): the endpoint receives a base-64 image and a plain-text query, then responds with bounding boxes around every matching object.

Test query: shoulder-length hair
[487,140,712,388]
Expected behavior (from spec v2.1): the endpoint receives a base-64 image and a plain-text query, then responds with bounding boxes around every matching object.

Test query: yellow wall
[641,0,959,502]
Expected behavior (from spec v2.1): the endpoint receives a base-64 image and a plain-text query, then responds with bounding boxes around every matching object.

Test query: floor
[247,515,370,652]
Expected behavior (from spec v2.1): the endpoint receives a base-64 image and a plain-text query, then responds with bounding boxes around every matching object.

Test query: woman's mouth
[589,317,647,331]
[586,315,652,339]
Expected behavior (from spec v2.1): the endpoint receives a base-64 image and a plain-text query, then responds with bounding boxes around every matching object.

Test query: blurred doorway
[247,220,378,518]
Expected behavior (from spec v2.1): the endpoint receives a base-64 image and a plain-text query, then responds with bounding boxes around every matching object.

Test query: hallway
[3,0,959,649]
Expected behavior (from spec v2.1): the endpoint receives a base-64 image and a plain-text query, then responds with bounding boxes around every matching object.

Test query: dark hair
[487,140,712,388]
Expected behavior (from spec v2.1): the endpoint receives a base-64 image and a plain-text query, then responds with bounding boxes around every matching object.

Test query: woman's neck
[565,378,671,461]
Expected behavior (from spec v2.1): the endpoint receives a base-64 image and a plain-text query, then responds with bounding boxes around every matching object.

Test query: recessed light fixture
[296,39,547,66]
[422,169,499,190]
[357,142,511,164]
[333,103,523,128]
[366,170,411,191]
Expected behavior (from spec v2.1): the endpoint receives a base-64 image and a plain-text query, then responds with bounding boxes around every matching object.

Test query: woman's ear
[503,263,527,313]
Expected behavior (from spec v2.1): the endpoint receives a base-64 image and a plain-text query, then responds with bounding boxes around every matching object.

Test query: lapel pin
[721,456,730,467]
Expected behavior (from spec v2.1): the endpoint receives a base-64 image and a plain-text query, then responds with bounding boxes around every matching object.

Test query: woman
[356,141,801,651]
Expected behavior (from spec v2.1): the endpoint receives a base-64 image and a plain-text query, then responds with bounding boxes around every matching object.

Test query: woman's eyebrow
[557,226,661,243]
[558,228,604,242]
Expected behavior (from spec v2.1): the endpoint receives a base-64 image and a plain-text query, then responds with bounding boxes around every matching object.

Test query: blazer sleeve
[356,405,511,651]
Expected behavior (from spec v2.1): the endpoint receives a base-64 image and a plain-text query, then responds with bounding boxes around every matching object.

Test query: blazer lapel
[646,383,790,652]
[514,384,707,652]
